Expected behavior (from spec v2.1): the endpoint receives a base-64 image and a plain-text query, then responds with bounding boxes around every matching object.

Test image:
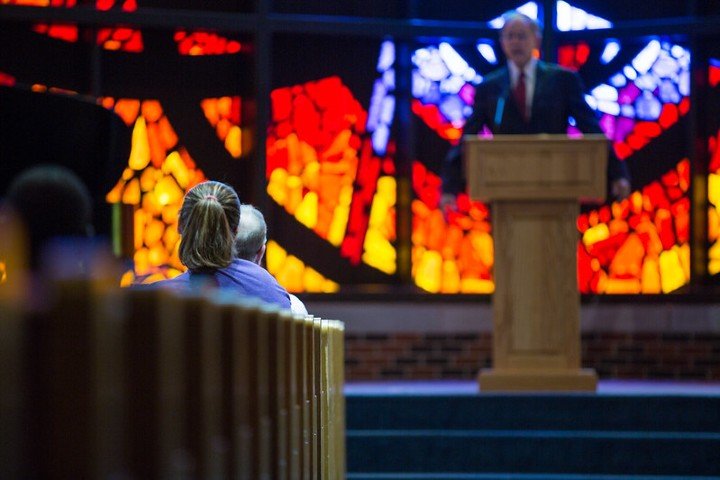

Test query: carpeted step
[346,429,720,475]
[346,393,720,477]
[346,394,720,433]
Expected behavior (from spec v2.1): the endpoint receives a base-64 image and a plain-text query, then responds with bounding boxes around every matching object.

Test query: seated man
[236,204,308,316]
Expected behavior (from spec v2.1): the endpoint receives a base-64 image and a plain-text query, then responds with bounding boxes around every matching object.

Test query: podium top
[464,134,608,202]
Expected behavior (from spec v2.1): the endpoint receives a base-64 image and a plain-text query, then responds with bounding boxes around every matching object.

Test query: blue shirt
[154,258,291,309]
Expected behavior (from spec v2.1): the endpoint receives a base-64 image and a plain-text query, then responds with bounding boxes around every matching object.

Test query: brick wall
[344,332,720,381]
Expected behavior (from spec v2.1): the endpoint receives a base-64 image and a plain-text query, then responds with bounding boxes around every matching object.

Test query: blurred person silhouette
[3,164,94,272]
[153,180,291,309]
[0,164,119,309]
[236,203,308,316]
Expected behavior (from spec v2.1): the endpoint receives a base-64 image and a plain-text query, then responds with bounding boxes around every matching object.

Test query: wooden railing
[0,276,345,479]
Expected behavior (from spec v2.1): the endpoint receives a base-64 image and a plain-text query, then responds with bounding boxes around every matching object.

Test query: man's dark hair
[5,164,93,269]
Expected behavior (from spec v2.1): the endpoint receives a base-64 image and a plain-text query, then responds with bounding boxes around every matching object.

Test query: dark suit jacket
[442,61,630,194]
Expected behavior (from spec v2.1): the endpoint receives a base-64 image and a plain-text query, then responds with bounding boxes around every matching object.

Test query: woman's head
[178,181,240,270]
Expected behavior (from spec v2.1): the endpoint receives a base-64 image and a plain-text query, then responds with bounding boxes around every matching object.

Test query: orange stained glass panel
[175,30,243,56]
[0,71,16,87]
[411,161,493,294]
[709,128,720,274]
[4,0,78,42]
[265,240,339,293]
[201,96,243,158]
[362,175,397,274]
[578,159,691,293]
[267,76,396,279]
[15,0,145,51]
[103,97,206,284]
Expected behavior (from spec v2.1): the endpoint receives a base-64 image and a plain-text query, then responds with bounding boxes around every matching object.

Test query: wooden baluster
[34,275,126,479]
[271,309,290,480]
[0,210,29,477]
[304,315,316,479]
[312,316,322,479]
[199,291,230,479]
[319,319,330,480]
[337,321,347,480]
[254,305,276,480]
[124,288,163,478]
[286,313,302,480]
[155,289,196,479]
[0,285,24,477]
[297,314,310,480]
[215,294,256,480]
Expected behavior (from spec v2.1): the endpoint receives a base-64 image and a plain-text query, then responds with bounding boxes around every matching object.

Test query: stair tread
[347,392,720,477]
[347,474,720,480]
[347,429,720,440]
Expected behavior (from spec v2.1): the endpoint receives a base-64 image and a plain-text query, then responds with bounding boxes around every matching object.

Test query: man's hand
[611,178,631,200]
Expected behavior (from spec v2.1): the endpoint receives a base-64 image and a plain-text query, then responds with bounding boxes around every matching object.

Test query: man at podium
[441,10,631,209]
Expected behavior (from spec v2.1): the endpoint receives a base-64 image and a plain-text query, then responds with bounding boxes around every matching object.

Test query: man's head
[499,11,542,69]
[4,164,93,269]
[235,204,267,265]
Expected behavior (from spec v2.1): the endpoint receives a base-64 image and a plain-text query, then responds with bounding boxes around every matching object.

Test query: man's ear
[254,243,267,265]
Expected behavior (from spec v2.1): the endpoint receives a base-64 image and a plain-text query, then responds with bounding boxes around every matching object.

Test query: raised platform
[345,379,720,396]
[345,380,720,479]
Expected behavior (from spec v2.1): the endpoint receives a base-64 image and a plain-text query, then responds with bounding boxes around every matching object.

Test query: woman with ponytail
[154,181,290,309]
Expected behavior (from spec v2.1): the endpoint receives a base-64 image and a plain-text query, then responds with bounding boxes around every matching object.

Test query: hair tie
[204,194,218,201]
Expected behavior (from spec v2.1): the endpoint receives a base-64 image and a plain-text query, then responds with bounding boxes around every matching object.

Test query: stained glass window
[410,29,691,294]
[488,2,540,28]
[104,98,206,285]
[582,40,691,161]
[556,1,612,31]
[2,0,146,51]
[708,58,720,275]
[201,96,243,158]
[0,19,252,286]
[175,31,244,56]
[410,41,494,293]
[578,160,690,293]
[563,38,691,293]
[259,33,409,291]
[265,36,398,290]
[0,1,711,296]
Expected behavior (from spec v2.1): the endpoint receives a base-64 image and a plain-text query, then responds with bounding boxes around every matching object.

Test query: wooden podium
[465,134,607,392]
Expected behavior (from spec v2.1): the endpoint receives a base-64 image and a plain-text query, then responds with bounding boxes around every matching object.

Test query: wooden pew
[0,275,346,479]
